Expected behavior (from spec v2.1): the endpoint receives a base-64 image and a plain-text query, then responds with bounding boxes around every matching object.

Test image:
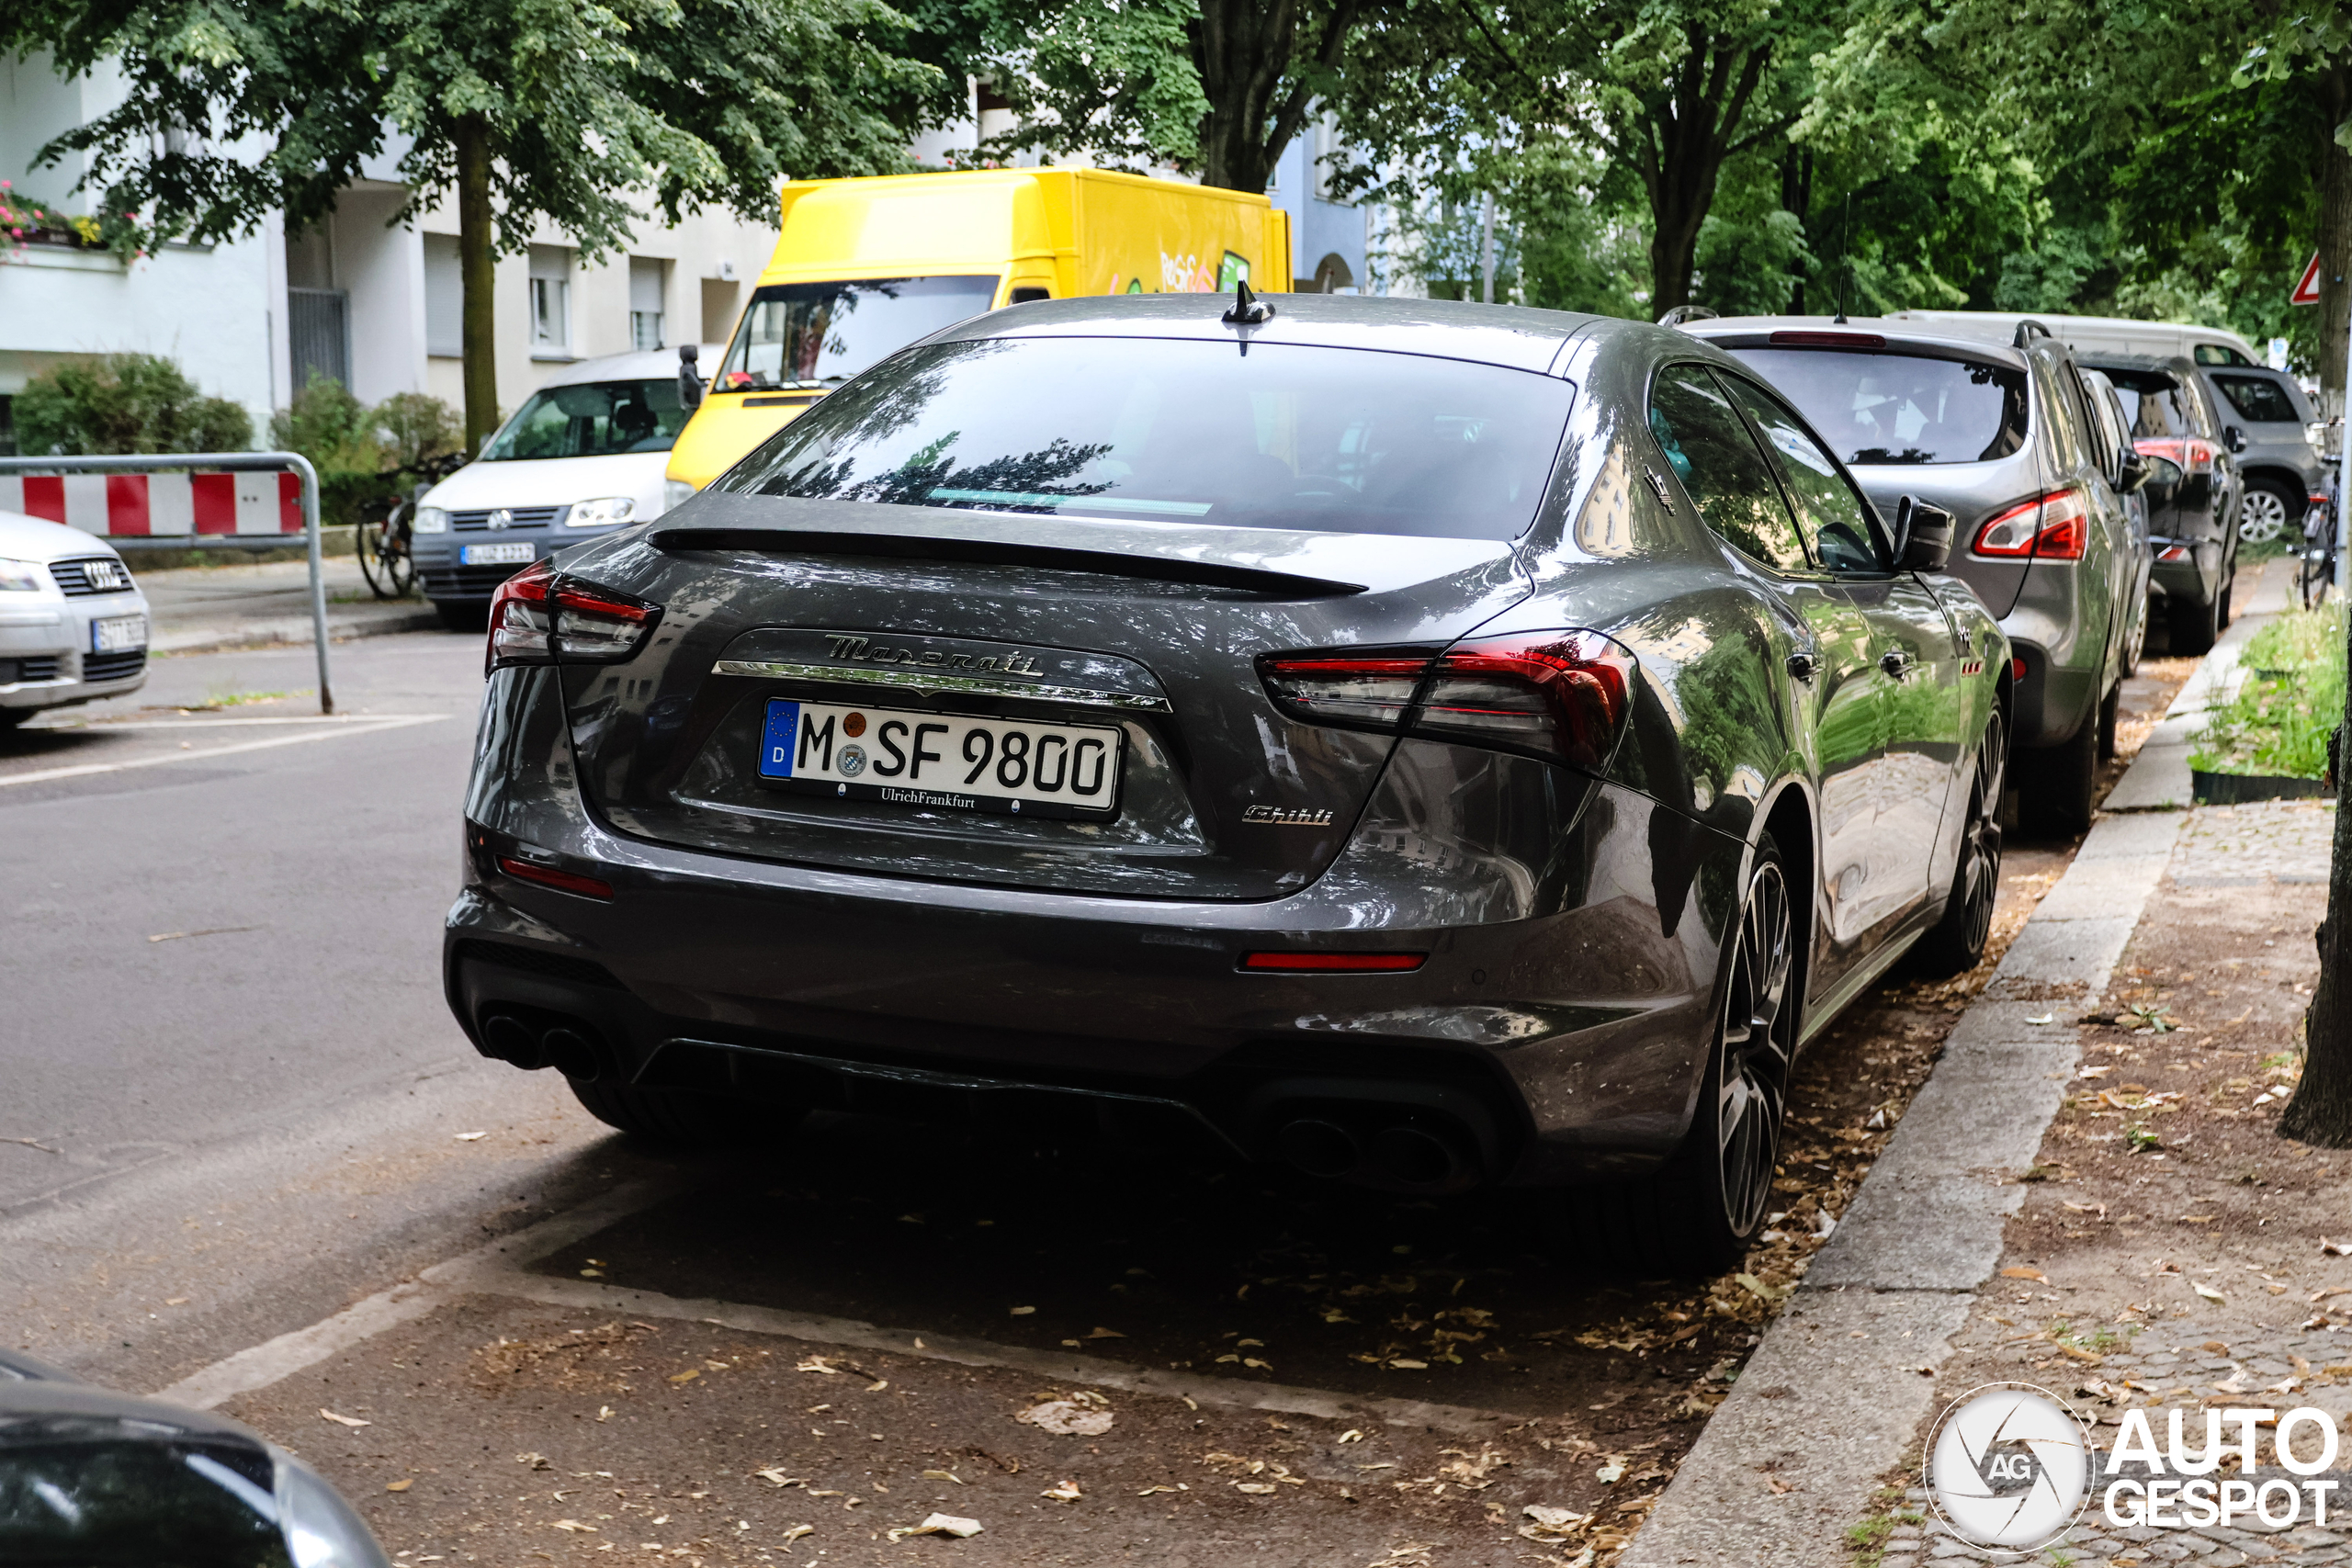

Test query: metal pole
[2339,305,2352,596]
[0,452,334,714]
[1478,192,1497,305]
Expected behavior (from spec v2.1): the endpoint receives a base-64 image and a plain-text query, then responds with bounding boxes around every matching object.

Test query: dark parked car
[2076,353,2243,653]
[1683,317,2142,836]
[2197,364,2324,546]
[446,293,2007,1274]
[0,1348,390,1567]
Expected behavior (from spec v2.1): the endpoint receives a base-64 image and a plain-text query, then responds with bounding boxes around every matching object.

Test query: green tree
[5,0,953,453]
[15,353,251,456]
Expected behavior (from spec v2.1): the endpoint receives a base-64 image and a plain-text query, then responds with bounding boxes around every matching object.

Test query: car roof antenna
[1222,278,1275,326]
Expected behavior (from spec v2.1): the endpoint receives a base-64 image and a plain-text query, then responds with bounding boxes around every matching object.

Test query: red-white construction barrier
[0,471,305,538]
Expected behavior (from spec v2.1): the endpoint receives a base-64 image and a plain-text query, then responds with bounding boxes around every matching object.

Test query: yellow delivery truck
[665,168,1293,491]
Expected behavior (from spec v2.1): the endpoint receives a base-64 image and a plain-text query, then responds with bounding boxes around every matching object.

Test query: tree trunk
[456,116,500,455]
[1637,34,1768,318]
[1192,0,1294,191]
[1782,148,1812,315]
[2281,55,2352,1151]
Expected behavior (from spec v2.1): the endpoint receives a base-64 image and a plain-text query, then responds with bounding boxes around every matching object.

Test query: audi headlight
[567,496,636,527]
[274,1450,394,1568]
[0,558,43,592]
[412,506,449,534]
[662,479,699,514]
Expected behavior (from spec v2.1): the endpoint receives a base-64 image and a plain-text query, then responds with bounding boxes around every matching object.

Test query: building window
[628,256,666,350]
[529,244,572,355]
[424,234,462,357]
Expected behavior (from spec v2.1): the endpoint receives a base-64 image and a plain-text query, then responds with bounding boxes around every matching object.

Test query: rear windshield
[718,277,1001,391]
[716,336,1576,540]
[1720,347,2028,465]
[2210,373,2301,425]
[2103,374,2202,439]
[480,379,688,460]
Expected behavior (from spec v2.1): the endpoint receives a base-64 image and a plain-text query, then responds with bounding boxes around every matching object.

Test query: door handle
[1880,649,1916,679]
[1786,651,1819,683]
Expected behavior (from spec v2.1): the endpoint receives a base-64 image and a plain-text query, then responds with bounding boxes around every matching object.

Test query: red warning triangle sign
[2292,252,2323,306]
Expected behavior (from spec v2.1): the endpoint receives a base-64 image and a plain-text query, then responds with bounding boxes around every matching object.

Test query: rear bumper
[1997,592,2099,748]
[447,670,1747,1184]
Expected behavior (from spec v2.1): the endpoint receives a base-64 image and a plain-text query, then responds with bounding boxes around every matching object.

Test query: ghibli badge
[1243,805,1334,826]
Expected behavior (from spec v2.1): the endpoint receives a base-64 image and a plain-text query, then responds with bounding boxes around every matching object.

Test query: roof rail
[2013,319,2054,349]
[1658,305,1720,328]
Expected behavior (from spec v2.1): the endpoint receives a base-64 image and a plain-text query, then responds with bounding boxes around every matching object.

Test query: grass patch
[178,688,307,712]
[2191,603,2345,779]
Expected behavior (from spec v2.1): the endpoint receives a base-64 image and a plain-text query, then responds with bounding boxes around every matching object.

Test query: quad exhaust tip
[1272,1112,1480,1195]
[478,1012,603,1081]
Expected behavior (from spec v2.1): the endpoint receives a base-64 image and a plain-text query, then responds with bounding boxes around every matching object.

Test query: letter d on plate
[759,700,802,779]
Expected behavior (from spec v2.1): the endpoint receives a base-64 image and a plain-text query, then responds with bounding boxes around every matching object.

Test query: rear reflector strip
[497,856,615,900]
[1240,952,1427,973]
[2011,657,2028,681]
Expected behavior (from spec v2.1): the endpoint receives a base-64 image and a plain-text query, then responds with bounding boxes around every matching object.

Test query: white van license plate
[461,542,536,566]
[757,698,1121,819]
[91,615,147,652]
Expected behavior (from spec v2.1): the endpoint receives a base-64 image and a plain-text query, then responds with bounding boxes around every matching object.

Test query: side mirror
[678,344,704,410]
[2116,450,2150,495]
[2223,423,2246,454]
[1893,494,1956,572]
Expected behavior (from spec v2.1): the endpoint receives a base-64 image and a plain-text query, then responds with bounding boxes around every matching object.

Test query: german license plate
[756,698,1122,818]
[461,542,536,566]
[91,614,147,652]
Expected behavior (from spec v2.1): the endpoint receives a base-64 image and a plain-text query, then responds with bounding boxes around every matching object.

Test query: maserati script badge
[1243,805,1334,827]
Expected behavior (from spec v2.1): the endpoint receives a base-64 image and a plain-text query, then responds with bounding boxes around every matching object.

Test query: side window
[2066,368,2111,474]
[1647,365,1809,572]
[1717,373,1886,575]
[2035,363,2086,470]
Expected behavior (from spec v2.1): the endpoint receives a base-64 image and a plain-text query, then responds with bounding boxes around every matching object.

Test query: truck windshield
[717,278,1001,391]
[718,335,1575,541]
[480,379,688,460]
[1722,347,2029,465]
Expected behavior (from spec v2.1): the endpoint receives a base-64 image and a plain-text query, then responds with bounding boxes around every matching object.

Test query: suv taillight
[1973,489,2088,560]
[2135,435,2215,474]
[1259,629,1637,772]
[486,560,661,675]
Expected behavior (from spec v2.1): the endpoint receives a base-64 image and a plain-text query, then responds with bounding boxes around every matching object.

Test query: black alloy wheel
[1708,851,1796,1239]
[1568,834,1800,1275]
[1910,706,2007,977]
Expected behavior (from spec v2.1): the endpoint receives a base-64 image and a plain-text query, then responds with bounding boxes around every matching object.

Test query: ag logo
[1925,1382,2090,1553]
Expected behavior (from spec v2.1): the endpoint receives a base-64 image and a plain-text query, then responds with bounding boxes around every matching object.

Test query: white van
[408,348,719,627]
[1888,310,2265,367]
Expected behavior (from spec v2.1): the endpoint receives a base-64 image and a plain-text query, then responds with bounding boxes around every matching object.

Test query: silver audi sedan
[0,510,150,727]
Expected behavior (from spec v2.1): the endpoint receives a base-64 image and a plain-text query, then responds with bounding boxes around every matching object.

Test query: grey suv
[2078,354,2243,653]
[1684,317,2144,836]
[2199,365,2324,545]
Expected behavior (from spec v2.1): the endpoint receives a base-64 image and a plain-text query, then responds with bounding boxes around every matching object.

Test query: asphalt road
[0,632,638,1393]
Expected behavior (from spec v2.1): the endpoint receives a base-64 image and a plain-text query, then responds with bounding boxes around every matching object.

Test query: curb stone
[1621,811,2185,1568]
[153,605,445,657]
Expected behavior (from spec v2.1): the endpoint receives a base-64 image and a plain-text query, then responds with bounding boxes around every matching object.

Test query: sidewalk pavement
[133,554,444,656]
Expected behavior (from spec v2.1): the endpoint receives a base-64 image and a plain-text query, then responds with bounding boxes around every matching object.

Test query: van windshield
[480,379,688,460]
[1720,347,2029,465]
[717,278,1001,391]
[717,336,1575,540]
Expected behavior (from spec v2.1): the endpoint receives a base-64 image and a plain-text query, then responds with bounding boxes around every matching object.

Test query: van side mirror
[2223,423,2247,454]
[2116,450,2150,495]
[678,344,704,410]
[1893,494,1955,572]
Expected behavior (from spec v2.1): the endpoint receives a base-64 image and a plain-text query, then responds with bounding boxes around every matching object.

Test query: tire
[1567,833,1799,1277]
[2120,591,2147,679]
[2096,680,2120,763]
[2017,705,2098,840]
[2304,545,2335,611]
[2217,569,2234,631]
[0,708,28,731]
[2169,586,2220,657]
[1909,706,2006,978]
[569,1076,806,1145]
[2238,481,2296,545]
[435,599,489,632]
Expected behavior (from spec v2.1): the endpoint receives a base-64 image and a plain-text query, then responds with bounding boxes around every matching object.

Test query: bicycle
[2299,496,2336,611]
[355,451,469,601]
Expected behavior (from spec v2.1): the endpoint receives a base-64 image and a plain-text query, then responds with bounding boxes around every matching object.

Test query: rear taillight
[1972,490,2087,560]
[1259,629,1637,772]
[485,560,660,675]
[2135,436,2215,474]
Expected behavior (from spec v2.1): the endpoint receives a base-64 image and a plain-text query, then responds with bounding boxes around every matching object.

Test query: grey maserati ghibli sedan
[446,293,2007,1273]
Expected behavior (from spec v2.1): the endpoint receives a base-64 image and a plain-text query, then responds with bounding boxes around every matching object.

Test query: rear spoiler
[651,527,1369,599]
